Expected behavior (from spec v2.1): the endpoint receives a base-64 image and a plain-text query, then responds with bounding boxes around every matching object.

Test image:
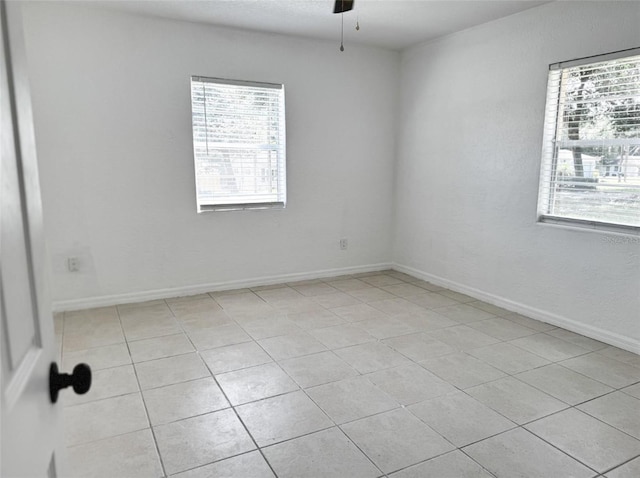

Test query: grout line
[116,304,169,478]
[59,271,640,477]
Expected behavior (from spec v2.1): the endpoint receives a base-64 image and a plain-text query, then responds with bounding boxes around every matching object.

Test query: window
[190,77,286,212]
[537,49,640,232]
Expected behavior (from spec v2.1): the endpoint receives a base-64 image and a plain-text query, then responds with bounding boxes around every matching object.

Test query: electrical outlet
[340,238,348,250]
[67,257,80,272]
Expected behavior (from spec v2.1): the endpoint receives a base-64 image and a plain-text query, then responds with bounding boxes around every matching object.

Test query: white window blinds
[190,77,286,212]
[537,50,640,231]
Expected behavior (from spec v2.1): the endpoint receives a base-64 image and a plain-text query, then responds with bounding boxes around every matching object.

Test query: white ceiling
[86,0,551,51]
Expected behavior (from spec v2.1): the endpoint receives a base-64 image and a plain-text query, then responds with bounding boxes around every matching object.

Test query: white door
[1,1,64,476]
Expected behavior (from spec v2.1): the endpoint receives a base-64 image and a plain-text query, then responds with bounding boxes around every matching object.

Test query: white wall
[22,3,399,305]
[394,1,640,349]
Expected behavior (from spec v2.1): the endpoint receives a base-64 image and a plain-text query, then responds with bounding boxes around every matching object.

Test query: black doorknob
[49,362,92,404]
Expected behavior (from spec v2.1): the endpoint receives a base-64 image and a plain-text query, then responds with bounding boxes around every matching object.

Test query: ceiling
[86,0,551,51]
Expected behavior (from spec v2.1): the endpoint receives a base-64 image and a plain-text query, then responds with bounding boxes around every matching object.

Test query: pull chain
[340,12,344,51]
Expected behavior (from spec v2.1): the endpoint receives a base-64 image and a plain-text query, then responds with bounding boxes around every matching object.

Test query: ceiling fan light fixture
[333,0,354,14]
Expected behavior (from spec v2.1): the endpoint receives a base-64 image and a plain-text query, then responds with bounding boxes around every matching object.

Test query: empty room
[2,0,639,477]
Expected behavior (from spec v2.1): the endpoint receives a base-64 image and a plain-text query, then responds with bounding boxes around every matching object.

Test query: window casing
[537,49,640,233]
[190,77,286,212]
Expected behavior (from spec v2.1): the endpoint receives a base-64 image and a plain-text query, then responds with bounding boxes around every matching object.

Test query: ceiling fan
[333,1,357,51]
[333,1,354,14]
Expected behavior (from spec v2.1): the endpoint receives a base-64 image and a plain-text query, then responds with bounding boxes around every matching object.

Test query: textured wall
[22,3,399,303]
[394,1,640,347]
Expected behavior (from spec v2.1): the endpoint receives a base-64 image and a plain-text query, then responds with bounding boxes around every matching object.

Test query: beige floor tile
[128,333,194,362]
[325,278,372,292]
[561,353,640,388]
[64,393,149,446]
[438,290,477,303]
[187,323,252,350]
[366,364,456,405]
[287,309,345,330]
[154,409,255,475]
[307,376,399,424]
[347,287,397,303]
[179,310,234,331]
[330,303,389,322]
[66,429,162,478]
[383,333,456,361]
[167,296,222,318]
[468,317,537,341]
[118,303,174,322]
[116,300,167,312]
[143,377,229,425]
[214,291,265,309]
[468,342,550,374]
[433,304,496,324]
[392,310,459,331]
[209,288,252,298]
[309,324,376,349]
[354,316,419,339]
[270,297,325,314]
[341,408,454,474]
[334,342,412,374]
[262,427,380,478]
[420,352,506,389]
[385,271,415,281]
[255,287,302,302]
[279,351,358,388]
[135,353,209,390]
[200,341,272,375]
[239,315,302,340]
[510,333,590,362]
[409,391,515,447]
[311,292,362,309]
[407,279,445,292]
[503,313,556,332]
[65,306,119,322]
[62,342,131,371]
[371,297,428,315]
[546,328,608,352]
[236,391,333,446]
[407,292,459,309]
[578,391,640,439]
[466,376,567,424]
[426,325,500,351]
[170,451,275,478]
[223,302,279,319]
[622,382,640,399]
[381,283,431,298]
[63,321,125,351]
[467,301,512,317]
[120,314,181,342]
[389,450,494,478]
[257,332,326,360]
[361,274,404,287]
[515,364,613,405]
[291,282,338,297]
[597,346,640,368]
[63,364,139,406]
[463,428,593,478]
[606,457,640,478]
[216,362,298,405]
[526,408,640,473]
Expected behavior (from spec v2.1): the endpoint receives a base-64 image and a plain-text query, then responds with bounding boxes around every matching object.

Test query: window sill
[198,202,286,213]
[537,215,640,238]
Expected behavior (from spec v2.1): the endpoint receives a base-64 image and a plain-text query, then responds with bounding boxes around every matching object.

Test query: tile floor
[55,270,640,478]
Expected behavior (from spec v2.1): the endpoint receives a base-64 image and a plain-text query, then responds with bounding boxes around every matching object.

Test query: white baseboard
[52,262,393,312]
[393,263,640,354]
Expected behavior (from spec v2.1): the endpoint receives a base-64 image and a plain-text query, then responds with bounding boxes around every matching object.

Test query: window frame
[190,76,287,213]
[536,48,640,235]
